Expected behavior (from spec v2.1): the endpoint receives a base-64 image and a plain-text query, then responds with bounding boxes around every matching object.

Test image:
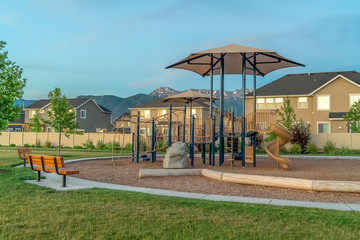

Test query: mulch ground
[68,156,360,204]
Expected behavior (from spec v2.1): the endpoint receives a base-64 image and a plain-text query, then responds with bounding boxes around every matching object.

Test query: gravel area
[68,156,360,203]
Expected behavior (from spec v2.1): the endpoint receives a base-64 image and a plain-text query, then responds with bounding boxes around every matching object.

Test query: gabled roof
[130,98,210,109]
[247,71,360,97]
[24,98,111,113]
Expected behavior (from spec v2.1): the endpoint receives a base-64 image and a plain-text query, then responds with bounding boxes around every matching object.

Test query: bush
[279,146,289,154]
[96,140,107,150]
[112,141,120,150]
[24,143,30,148]
[291,144,302,154]
[44,141,52,148]
[306,143,318,154]
[290,120,311,154]
[123,143,132,152]
[35,140,42,148]
[323,140,336,155]
[265,132,277,142]
[340,147,351,155]
[73,145,83,149]
[83,140,95,149]
[9,143,16,147]
[255,133,264,150]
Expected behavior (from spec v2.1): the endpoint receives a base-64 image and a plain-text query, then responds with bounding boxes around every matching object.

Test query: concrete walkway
[22,157,360,212]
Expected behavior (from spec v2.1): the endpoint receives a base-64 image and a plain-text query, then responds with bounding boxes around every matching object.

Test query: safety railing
[246,111,278,132]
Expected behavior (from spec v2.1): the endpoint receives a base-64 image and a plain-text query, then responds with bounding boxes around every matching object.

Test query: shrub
[9,143,16,147]
[44,141,52,148]
[265,132,277,142]
[112,141,120,150]
[24,143,30,148]
[35,140,42,148]
[290,120,311,154]
[291,144,302,154]
[83,140,95,149]
[123,143,132,152]
[323,140,336,155]
[96,140,107,150]
[73,145,83,149]
[306,143,318,154]
[279,146,289,154]
[340,147,351,155]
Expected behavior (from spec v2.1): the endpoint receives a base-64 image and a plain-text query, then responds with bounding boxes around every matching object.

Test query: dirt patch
[68,156,360,204]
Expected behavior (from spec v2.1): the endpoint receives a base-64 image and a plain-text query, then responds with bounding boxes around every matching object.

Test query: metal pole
[131,132,135,162]
[212,115,216,167]
[219,53,225,166]
[241,55,246,168]
[210,54,214,118]
[253,54,257,167]
[168,104,172,147]
[202,122,206,164]
[177,124,180,142]
[136,111,140,164]
[152,118,156,163]
[232,110,235,167]
[191,115,195,167]
[183,105,186,142]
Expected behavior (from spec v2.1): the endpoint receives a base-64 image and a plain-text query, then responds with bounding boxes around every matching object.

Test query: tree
[41,88,79,156]
[0,41,27,131]
[29,113,43,132]
[344,100,360,133]
[276,96,296,131]
[290,120,311,154]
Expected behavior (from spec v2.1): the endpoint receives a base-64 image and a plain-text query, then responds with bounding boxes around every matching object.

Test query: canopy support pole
[253,54,257,167]
[219,53,225,166]
[210,54,214,118]
[241,55,246,168]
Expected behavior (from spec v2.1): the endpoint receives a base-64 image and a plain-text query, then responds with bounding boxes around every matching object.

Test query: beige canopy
[166,44,304,76]
[163,90,218,104]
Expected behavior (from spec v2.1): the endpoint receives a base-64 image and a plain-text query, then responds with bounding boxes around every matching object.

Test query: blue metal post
[202,122,206,164]
[191,115,195,167]
[219,54,225,166]
[212,116,216,167]
[253,54,257,167]
[183,105,186,142]
[136,111,140,164]
[168,104,172,147]
[210,54,214,118]
[152,118,156,163]
[131,132,135,162]
[177,124,180,142]
[241,55,246,168]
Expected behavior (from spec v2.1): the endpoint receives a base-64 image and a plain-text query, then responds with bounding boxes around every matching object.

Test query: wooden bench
[18,148,32,167]
[25,154,79,187]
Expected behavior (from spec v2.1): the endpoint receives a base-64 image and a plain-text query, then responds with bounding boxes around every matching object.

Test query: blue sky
[1,0,359,99]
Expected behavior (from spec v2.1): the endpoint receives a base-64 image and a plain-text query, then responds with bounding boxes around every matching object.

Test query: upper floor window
[158,109,167,117]
[29,110,36,118]
[39,109,44,113]
[187,109,196,118]
[256,98,265,109]
[265,98,274,108]
[349,94,360,108]
[317,95,330,111]
[140,110,150,118]
[80,109,86,119]
[298,97,308,109]
[275,98,283,108]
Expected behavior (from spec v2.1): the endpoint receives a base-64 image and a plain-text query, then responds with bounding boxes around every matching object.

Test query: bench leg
[37,171,41,182]
[62,175,66,187]
[24,160,26,167]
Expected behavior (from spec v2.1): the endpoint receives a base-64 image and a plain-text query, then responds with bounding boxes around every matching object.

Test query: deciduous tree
[344,100,360,133]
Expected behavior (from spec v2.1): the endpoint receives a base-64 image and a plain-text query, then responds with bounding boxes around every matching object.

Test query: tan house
[245,71,360,133]
[23,98,113,133]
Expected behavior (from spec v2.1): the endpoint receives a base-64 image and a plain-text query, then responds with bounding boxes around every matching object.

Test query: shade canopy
[166,44,305,77]
[163,90,218,104]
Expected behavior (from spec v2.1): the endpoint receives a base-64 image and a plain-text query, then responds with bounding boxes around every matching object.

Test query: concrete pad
[270,199,353,211]
[346,204,360,211]
[146,189,209,199]
[203,195,272,204]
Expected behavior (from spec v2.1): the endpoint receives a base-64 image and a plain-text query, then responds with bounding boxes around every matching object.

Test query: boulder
[163,142,187,168]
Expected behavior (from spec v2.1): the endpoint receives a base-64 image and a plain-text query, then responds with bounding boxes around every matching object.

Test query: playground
[68,155,360,204]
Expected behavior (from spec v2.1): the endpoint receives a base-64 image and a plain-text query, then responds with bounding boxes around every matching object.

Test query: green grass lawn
[0,149,359,239]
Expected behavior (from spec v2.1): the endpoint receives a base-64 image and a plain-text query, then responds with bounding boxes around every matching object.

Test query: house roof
[129,98,210,109]
[24,98,111,113]
[247,71,360,97]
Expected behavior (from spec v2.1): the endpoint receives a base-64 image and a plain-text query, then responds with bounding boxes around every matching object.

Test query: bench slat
[26,155,64,168]
[32,166,79,175]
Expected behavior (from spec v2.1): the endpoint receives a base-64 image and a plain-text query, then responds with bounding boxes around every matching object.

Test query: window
[8,128,14,132]
[39,109,44,113]
[257,98,265,108]
[158,109,167,117]
[140,110,150,118]
[265,98,274,108]
[15,128,22,132]
[29,110,36,118]
[298,97,308,109]
[140,128,148,134]
[80,109,86,119]
[317,95,330,110]
[187,109,196,118]
[318,122,330,133]
[349,94,360,108]
[275,98,283,108]
[96,128,107,133]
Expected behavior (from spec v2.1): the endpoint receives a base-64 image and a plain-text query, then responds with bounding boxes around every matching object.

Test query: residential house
[245,71,360,133]
[6,110,30,132]
[23,98,113,133]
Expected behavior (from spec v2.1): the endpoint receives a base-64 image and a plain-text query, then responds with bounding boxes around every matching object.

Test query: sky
[1,0,360,100]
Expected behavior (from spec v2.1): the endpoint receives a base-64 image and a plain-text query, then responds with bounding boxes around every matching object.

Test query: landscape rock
[163,142,187,168]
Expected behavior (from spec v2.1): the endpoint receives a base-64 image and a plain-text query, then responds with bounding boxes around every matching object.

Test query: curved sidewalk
[22,157,360,212]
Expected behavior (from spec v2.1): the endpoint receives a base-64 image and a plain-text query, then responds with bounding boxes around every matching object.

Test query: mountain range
[18,87,253,121]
